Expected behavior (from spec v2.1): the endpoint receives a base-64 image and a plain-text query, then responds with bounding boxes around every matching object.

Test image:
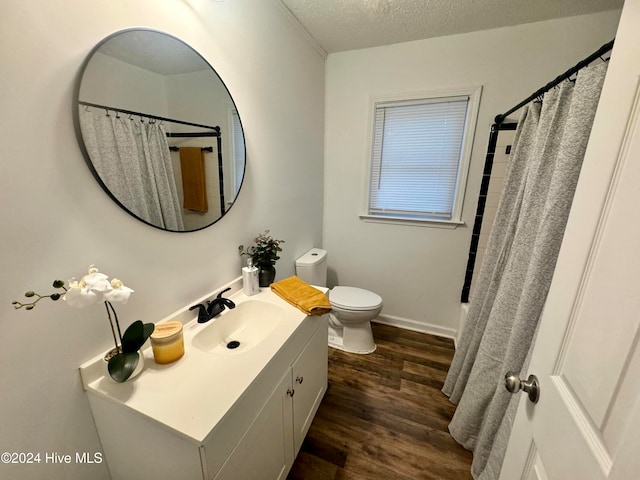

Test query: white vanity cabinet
[291,318,329,454]
[81,293,328,480]
[214,321,327,480]
[212,367,294,480]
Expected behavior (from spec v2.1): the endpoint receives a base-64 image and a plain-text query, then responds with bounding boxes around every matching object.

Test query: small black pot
[258,265,276,287]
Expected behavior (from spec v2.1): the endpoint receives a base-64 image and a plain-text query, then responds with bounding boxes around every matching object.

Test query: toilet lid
[330,286,382,311]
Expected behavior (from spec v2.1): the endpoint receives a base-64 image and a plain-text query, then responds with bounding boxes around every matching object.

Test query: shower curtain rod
[78,100,220,133]
[494,39,614,124]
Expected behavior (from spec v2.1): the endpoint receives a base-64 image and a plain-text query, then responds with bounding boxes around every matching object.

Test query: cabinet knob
[295,376,304,384]
[287,388,295,398]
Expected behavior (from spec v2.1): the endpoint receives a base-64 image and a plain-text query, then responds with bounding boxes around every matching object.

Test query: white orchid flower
[81,266,112,295]
[64,278,101,308]
[103,278,134,304]
[63,266,124,308]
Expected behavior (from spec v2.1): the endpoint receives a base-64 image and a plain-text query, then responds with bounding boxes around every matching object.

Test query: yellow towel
[270,276,332,316]
[179,147,208,212]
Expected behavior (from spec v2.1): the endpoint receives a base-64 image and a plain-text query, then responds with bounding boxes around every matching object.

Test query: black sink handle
[189,303,210,323]
[216,287,232,299]
[215,287,235,309]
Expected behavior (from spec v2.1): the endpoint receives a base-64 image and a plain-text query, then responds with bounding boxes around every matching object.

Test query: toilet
[295,248,382,354]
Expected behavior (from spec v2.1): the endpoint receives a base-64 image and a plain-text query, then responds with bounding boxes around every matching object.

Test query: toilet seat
[329,286,382,311]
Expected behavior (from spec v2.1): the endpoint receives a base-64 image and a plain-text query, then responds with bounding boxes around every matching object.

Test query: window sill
[359,214,465,229]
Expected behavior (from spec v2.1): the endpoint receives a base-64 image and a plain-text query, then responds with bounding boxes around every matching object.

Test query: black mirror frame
[73,28,246,233]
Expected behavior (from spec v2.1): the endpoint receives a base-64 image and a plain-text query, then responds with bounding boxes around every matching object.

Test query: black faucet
[207,287,236,318]
[190,287,236,323]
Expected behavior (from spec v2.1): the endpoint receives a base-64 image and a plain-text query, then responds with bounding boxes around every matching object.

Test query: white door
[499,2,640,479]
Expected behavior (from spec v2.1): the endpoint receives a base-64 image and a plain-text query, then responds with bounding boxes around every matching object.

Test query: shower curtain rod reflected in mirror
[78,100,221,133]
[494,39,614,124]
[169,146,213,152]
[166,132,219,138]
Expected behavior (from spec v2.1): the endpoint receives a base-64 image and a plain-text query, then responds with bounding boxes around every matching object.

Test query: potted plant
[240,230,285,287]
[12,265,154,383]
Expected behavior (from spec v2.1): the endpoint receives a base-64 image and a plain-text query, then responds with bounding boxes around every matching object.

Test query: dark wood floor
[287,323,473,480]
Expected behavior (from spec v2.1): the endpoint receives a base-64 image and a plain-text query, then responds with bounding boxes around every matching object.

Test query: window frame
[360,86,482,228]
[228,107,245,205]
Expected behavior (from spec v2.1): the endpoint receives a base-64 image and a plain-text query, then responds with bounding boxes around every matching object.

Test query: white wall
[81,52,171,116]
[0,1,324,479]
[166,70,231,129]
[323,10,621,338]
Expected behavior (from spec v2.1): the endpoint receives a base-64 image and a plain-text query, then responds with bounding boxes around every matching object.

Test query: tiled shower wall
[461,124,517,304]
[469,128,516,298]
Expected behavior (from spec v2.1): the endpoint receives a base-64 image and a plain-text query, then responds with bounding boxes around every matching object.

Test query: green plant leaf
[107,352,139,383]
[121,320,155,353]
[143,322,154,341]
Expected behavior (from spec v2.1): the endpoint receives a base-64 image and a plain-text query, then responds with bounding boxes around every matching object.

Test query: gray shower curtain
[80,109,184,230]
[442,62,608,479]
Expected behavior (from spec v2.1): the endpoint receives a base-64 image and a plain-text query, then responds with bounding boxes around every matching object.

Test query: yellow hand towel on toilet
[270,276,332,316]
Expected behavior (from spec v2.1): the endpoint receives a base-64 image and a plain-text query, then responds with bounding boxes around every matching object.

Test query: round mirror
[74,29,245,232]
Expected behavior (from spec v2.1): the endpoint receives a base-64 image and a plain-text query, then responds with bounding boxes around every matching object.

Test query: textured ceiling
[279,0,623,54]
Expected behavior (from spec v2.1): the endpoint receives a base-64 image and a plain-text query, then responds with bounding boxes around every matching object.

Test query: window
[231,110,245,198]
[364,88,480,225]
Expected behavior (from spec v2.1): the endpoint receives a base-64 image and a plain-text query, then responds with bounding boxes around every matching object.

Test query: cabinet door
[292,318,328,454]
[213,371,294,480]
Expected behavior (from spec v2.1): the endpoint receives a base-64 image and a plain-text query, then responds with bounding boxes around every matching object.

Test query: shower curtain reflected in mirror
[79,109,184,230]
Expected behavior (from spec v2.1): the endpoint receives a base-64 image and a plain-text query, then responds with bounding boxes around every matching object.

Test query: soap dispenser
[242,257,259,296]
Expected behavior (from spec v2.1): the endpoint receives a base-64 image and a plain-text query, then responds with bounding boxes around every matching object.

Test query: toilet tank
[295,248,327,287]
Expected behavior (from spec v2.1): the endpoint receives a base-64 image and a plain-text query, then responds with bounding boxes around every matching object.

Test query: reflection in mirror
[74,29,245,232]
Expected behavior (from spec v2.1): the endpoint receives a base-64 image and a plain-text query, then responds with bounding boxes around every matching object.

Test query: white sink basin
[191,300,284,355]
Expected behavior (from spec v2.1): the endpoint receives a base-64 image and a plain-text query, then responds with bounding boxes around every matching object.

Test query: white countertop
[79,278,320,444]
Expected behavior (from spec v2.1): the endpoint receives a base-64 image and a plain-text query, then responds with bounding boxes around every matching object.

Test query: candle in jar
[150,321,184,364]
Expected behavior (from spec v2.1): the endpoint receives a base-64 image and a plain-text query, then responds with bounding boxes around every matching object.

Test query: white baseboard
[373,313,458,346]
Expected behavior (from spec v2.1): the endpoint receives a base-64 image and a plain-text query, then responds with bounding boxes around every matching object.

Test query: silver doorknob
[505,372,540,404]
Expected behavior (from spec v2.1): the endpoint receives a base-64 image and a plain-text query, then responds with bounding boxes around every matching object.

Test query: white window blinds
[369,96,469,220]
